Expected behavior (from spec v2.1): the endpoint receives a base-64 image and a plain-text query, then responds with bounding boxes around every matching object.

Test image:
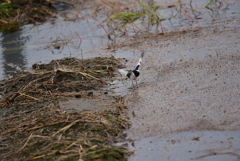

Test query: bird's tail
[135,51,144,70]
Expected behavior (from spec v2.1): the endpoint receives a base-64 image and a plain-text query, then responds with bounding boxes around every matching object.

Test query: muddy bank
[103,17,240,160]
[119,18,240,139]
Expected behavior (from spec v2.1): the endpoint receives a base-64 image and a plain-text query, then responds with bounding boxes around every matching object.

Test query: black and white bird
[118,51,144,88]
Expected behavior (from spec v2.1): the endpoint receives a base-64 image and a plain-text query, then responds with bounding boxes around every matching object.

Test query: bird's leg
[120,76,124,83]
[135,80,138,88]
[131,80,135,88]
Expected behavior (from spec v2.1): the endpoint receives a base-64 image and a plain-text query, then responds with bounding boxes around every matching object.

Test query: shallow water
[0,16,107,78]
[119,130,240,161]
[0,0,239,79]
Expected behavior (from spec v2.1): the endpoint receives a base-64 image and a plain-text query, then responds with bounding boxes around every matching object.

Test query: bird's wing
[118,69,129,76]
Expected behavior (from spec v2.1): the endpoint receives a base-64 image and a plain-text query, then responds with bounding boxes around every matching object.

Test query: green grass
[108,2,166,35]
[108,2,166,31]
[0,2,14,18]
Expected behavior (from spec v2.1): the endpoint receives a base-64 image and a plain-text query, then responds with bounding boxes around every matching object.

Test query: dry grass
[0,56,131,161]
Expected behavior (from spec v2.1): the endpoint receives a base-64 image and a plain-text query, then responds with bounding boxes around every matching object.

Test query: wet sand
[110,17,240,160]
[117,18,240,138]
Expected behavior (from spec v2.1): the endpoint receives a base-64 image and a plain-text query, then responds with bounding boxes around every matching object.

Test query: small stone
[75,94,81,98]
[54,45,60,49]
[87,91,93,96]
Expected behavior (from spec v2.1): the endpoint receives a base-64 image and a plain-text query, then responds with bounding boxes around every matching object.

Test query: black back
[133,70,140,77]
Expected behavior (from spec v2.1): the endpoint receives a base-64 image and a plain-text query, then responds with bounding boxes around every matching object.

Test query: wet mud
[123,18,240,138]
[111,17,240,160]
[126,130,240,161]
[59,91,116,112]
[1,0,240,160]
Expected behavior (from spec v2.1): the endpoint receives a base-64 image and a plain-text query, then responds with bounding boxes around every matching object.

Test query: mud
[59,91,115,112]
[114,18,240,139]
[126,130,240,161]
[108,17,240,160]
[1,0,240,160]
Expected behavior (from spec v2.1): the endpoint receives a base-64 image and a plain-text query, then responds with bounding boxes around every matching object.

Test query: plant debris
[0,56,131,161]
[0,0,53,31]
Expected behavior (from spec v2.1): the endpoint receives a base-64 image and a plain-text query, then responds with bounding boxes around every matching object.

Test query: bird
[118,51,144,88]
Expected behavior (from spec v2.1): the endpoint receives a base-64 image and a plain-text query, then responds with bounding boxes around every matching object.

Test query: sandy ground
[114,18,240,139]
[105,19,240,139]
[109,17,240,160]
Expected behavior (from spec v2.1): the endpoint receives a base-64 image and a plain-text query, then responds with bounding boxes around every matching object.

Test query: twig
[77,71,109,84]
[95,0,114,11]
[18,134,50,152]
[17,92,39,101]
[31,151,57,160]
[92,17,112,40]
[51,120,80,137]
[27,121,66,131]
[18,133,33,152]
[75,32,82,49]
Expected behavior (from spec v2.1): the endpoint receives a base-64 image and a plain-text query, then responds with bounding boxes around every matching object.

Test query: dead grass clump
[0,97,130,161]
[0,56,120,108]
[0,0,55,26]
[0,56,130,160]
